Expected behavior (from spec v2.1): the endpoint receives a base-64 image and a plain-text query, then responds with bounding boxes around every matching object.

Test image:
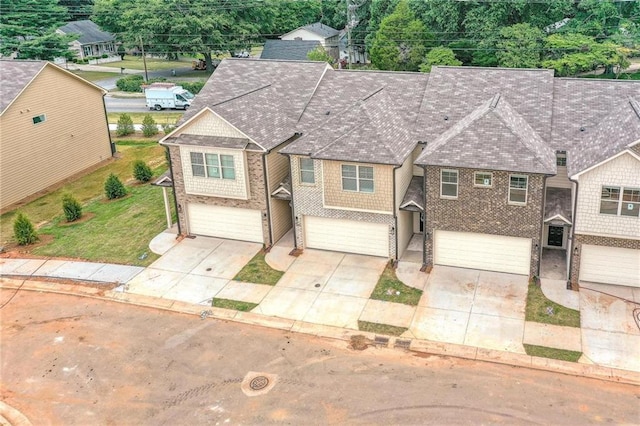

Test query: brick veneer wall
[423,167,545,277]
[169,145,270,244]
[290,155,396,258]
[569,234,640,289]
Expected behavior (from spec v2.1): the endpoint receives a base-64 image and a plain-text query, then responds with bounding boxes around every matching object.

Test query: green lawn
[524,344,582,362]
[234,251,284,285]
[101,58,193,71]
[0,141,170,266]
[370,263,422,306]
[358,321,408,336]
[212,298,258,312]
[525,280,581,328]
[108,112,183,125]
[72,70,121,81]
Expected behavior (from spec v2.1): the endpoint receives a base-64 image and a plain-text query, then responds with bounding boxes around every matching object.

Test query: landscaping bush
[116,113,135,137]
[141,114,158,137]
[62,193,83,222]
[161,123,176,134]
[104,173,127,199]
[13,212,38,245]
[179,81,205,94]
[116,74,144,92]
[101,54,109,58]
[133,160,153,183]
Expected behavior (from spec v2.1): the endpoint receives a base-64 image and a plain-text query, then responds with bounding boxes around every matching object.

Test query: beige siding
[179,110,245,138]
[266,146,292,243]
[547,165,571,188]
[266,148,290,192]
[395,154,414,210]
[270,199,292,243]
[397,210,413,258]
[412,145,424,177]
[0,65,111,210]
[322,160,394,213]
[179,146,249,199]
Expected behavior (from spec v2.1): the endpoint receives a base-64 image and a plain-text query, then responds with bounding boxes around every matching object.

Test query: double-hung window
[441,170,458,198]
[474,172,492,187]
[190,152,235,179]
[601,186,640,217]
[342,165,374,193]
[300,158,315,184]
[509,175,528,205]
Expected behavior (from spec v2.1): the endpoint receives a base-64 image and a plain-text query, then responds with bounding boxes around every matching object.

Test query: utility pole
[139,35,149,82]
[346,0,365,70]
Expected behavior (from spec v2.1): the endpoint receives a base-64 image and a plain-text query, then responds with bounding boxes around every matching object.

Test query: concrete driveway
[578,282,640,372]
[408,266,529,353]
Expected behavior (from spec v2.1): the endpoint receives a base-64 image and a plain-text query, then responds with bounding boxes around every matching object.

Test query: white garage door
[187,203,263,243]
[434,230,531,275]
[580,245,640,288]
[304,216,389,257]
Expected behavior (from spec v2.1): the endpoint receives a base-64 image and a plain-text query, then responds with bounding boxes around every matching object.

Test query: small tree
[116,113,135,137]
[133,160,153,183]
[13,212,38,245]
[141,114,158,137]
[104,173,127,199]
[307,46,335,66]
[62,193,83,222]
[419,47,462,73]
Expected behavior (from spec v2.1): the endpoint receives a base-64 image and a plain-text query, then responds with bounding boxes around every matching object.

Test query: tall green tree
[496,23,544,68]
[369,0,431,71]
[0,0,74,59]
[419,46,461,72]
[59,0,93,21]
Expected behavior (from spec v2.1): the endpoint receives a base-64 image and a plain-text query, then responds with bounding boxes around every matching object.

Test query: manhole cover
[249,376,269,391]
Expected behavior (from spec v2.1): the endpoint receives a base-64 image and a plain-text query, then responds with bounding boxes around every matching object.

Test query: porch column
[162,187,172,229]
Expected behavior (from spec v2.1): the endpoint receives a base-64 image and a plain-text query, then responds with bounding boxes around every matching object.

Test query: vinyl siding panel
[266,146,292,243]
[397,210,413,258]
[0,65,111,210]
[547,165,571,189]
[322,160,393,213]
[395,154,414,210]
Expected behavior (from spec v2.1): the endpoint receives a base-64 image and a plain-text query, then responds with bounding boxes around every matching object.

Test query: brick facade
[423,167,545,277]
[170,145,270,244]
[290,155,396,257]
[569,233,640,289]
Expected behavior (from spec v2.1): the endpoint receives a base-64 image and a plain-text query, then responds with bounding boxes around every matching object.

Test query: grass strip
[212,298,257,312]
[524,344,582,362]
[370,262,422,306]
[233,250,284,285]
[358,320,408,337]
[526,280,580,328]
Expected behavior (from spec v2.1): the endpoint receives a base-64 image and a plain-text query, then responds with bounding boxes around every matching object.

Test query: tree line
[1,0,637,76]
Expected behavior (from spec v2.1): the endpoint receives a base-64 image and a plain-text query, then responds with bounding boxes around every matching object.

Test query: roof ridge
[211,84,272,106]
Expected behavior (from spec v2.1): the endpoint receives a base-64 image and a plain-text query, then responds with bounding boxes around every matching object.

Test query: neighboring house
[0,60,114,211]
[163,58,639,289]
[338,30,368,64]
[280,22,340,59]
[56,20,116,60]
[260,40,321,61]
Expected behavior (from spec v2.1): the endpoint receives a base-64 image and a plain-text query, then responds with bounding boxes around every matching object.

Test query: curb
[2,277,639,387]
[0,401,33,426]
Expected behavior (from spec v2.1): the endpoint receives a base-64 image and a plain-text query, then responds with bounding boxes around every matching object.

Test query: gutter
[567,175,579,290]
[421,164,428,270]
[102,94,116,155]
[392,164,401,263]
[262,153,273,248]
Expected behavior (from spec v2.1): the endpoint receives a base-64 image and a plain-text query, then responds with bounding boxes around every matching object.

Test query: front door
[548,226,564,247]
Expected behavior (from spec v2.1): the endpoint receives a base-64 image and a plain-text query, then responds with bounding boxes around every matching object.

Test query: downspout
[567,176,579,290]
[283,153,298,251]
[262,152,273,248]
[538,175,549,280]
[102,94,116,155]
[421,164,428,270]
[392,164,400,264]
[166,146,182,235]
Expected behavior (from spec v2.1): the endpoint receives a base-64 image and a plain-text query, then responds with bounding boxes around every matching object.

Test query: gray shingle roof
[271,174,292,200]
[416,66,555,143]
[260,40,321,61]
[544,187,572,223]
[0,60,46,113]
[58,20,114,44]
[283,70,428,165]
[551,79,640,176]
[287,22,340,39]
[164,134,251,150]
[176,59,330,151]
[400,176,424,211]
[415,94,556,174]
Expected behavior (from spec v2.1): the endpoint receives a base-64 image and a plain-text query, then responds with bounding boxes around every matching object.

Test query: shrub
[161,123,176,134]
[13,212,38,245]
[179,81,205,94]
[116,74,144,92]
[116,113,135,137]
[62,193,83,222]
[104,173,127,199]
[141,114,158,137]
[133,160,153,183]
[101,53,109,58]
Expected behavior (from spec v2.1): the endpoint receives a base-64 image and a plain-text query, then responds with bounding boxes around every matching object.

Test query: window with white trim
[474,172,492,187]
[600,186,640,217]
[190,152,235,180]
[32,114,46,125]
[556,154,567,166]
[341,164,374,193]
[509,175,528,205]
[440,169,458,198]
[299,158,314,184]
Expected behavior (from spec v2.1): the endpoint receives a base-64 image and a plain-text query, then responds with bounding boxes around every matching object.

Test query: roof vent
[490,93,501,109]
[580,126,586,132]
[325,110,330,115]
[444,115,448,121]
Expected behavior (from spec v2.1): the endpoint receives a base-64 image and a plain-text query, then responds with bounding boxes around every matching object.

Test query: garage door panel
[188,204,263,243]
[580,245,640,288]
[304,216,389,257]
[435,231,531,275]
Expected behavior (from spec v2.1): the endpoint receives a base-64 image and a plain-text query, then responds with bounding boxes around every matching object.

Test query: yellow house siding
[0,65,111,210]
[322,160,393,213]
[178,110,245,138]
[266,146,292,243]
[395,154,413,210]
[270,198,292,243]
[397,210,413,257]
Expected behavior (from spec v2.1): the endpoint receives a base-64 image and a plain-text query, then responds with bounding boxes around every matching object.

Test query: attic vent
[444,115,449,121]
[580,126,586,132]
[490,94,501,109]
[325,110,330,115]
[631,99,640,119]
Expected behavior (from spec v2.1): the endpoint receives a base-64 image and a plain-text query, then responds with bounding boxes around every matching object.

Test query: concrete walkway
[1,229,639,378]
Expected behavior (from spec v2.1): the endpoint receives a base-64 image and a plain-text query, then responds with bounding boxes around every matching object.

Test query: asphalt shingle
[57,20,114,44]
[0,60,46,113]
[260,40,321,61]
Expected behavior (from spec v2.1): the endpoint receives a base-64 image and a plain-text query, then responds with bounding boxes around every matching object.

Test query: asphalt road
[103,95,175,113]
[1,289,638,425]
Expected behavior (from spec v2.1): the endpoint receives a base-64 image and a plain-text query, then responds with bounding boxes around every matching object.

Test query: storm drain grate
[394,339,412,349]
[374,336,389,347]
[249,376,269,391]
